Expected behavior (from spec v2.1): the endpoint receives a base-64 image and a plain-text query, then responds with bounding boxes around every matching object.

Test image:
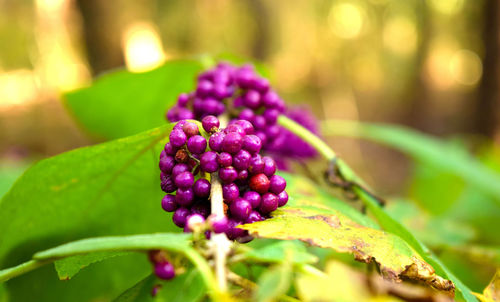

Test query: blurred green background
[0,0,499,293]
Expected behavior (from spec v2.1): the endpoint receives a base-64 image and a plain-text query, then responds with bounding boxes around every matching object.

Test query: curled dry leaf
[240,206,455,294]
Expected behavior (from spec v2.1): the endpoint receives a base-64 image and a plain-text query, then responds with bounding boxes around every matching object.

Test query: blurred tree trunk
[475,0,500,139]
[246,0,270,61]
[75,0,125,75]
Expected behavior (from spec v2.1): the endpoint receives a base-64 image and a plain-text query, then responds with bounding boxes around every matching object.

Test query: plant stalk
[209,173,231,292]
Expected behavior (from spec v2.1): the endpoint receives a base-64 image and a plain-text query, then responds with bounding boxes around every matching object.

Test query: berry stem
[209,172,231,291]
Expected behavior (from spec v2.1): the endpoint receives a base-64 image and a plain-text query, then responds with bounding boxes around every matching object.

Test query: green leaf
[64,60,203,140]
[322,120,500,204]
[244,241,317,265]
[112,274,158,302]
[113,270,205,302]
[0,125,174,270]
[34,233,192,260]
[280,172,379,229]
[254,262,292,302]
[54,251,130,280]
[0,162,28,199]
[240,206,455,293]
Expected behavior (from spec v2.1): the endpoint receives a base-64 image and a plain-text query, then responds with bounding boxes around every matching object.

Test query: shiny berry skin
[161,195,178,212]
[260,193,279,214]
[193,178,211,198]
[171,163,190,178]
[234,120,254,135]
[269,175,286,194]
[249,173,270,193]
[217,152,232,167]
[243,191,261,208]
[161,176,176,193]
[238,108,255,121]
[222,132,243,154]
[233,150,251,170]
[246,210,264,223]
[225,123,246,136]
[222,183,239,203]
[208,214,229,233]
[225,219,246,240]
[202,115,220,132]
[200,151,218,173]
[219,166,238,184]
[175,188,194,207]
[208,132,225,152]
[237,169,249,182]
[169,129,187,148]
[262,156,276,177]
[164,142,176,156]
[174,171,194,189]
[242,135,262,154]
[182,122,199,137]
[278,191,289,207]
[248,155,265,175]
[243,90,261,109]
[159,156,175,174]
[154,261,175,280]
[173,120,188,131]
[230,198,252,220]
[187,135,207,154]
[173,207,190,227]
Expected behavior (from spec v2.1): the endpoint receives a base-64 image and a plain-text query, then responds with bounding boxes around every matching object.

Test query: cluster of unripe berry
[166,62,317,163]
[159,115,288,245]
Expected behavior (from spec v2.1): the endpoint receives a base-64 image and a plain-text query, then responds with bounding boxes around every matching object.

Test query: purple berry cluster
[166,62,317,162]
[159,115,288,242]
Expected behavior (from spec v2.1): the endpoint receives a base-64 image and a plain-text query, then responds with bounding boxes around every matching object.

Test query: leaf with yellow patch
[474,269,500,302]
[240,207,454,294]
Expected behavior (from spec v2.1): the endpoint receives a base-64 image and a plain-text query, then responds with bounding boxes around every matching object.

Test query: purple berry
[242,135,262,154]
[266,125,281,140]
[222,183,239,203]
[154,261,175,280]
[263,109,279,124]
[178,93,190,106]
[164,143,176,156]
[243,191,261,208]
[222,132,243,154]
[269,175,286,194]
[200,151,218,173]
[262,157,277,177]
[230,198,252,220]
[225,123,246,136]
[209,132,225,152]
[161,175,176,193]
[260,193,279,214]
[174,171,194,189]
[248,155,265,174]
[249,173,270,194]
[244,90,261,109]
[202,115,220,132]
[237,169,249,182]
[233,150,251,170]
[161,194,178,212]
[173,207,191,227]
[238,108,255,121]
[159,156,175,174]
[173,120,188,130]
[196,80,213,96]
[172,163,190,178]
[219,166,238,184]
[253,115,266,130]
[278,191,288,207]
[225,219,247,240]
[246,211,263,223]
[217,152,232,167]
[255,131,267,145]
[175,188,194,207]
[234,120,254,135]
[182,122,199,137]
[187,135,207,154]
[186,213,205,231]
[191,202,210,218]
[193,178,211,198]
[208,214,229,233]
[169,129,187,148]
[262,90,280,108]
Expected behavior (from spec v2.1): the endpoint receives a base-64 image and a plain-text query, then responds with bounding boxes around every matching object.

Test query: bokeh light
[449,49,482,86]
[383,16,418,56]
[122,22,166,72]
[427,0,464,15]
[328,2,364,39]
